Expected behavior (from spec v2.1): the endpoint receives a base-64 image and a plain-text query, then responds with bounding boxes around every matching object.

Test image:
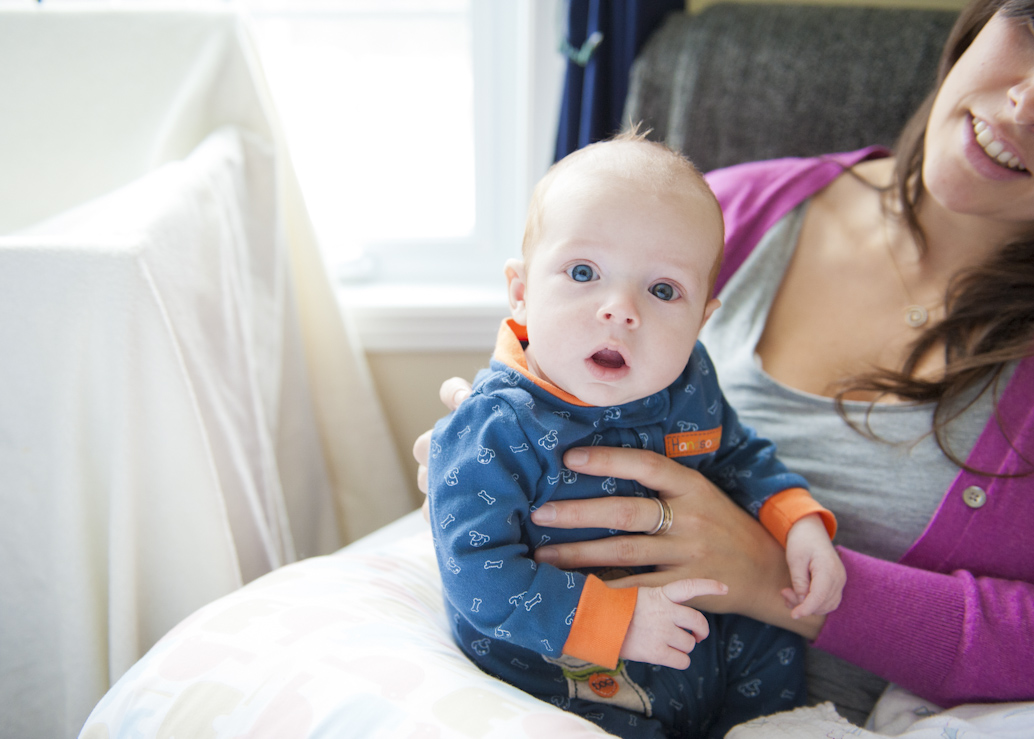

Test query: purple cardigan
[706,150,1034,709]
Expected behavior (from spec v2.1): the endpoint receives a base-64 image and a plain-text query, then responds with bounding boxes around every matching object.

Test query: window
[249,0,565,349]
[14,0,564,348]
[249,0,563,287]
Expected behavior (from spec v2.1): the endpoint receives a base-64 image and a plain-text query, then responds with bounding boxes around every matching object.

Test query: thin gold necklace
[880,213,934,329]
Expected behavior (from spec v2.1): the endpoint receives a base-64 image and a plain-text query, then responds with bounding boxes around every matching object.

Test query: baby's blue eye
[567,264,597,282]
[650,283,678,301]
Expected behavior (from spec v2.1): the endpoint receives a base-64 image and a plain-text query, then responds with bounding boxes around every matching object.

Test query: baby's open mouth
[591,349,626,369]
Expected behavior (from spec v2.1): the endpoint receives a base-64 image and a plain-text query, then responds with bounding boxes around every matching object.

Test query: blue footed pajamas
[428,321,814,738]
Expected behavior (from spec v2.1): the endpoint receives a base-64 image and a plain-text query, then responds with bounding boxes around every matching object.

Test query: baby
[428,133,844,738]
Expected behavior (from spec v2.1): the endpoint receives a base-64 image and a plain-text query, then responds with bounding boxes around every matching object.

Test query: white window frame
[334,0,565,351]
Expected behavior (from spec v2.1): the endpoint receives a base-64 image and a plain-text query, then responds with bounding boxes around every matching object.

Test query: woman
[415,0,1034,725]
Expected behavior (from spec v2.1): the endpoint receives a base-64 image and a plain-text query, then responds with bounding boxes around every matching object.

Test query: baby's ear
[505,259,529,325]
[701,297,721,326]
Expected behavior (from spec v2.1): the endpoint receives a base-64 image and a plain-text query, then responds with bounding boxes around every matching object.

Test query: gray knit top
[698,204,1004,724]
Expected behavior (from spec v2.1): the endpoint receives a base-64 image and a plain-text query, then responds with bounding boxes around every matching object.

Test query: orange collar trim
[494,319,593,407]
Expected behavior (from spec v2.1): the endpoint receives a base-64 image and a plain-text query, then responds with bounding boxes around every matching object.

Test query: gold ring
[645,497,673,536]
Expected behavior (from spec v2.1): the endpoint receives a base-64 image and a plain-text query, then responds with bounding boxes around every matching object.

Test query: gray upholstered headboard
[625,3,958,173]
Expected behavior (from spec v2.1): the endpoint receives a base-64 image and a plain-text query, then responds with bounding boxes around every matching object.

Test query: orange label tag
[588,672,620,698]
[664,427,722,458]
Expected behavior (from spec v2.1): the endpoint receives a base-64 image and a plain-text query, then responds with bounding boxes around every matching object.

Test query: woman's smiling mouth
[972,115,1026,171]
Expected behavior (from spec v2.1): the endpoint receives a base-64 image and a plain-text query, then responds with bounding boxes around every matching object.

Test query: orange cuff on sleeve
[758,487,837,547]
[561,574,637,669]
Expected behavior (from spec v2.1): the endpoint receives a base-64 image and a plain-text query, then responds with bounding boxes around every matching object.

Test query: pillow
[79,512,611,738]
[81,509,1034,738]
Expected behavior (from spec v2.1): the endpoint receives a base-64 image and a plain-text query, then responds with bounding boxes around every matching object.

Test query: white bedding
[1,9,413,735]
[1,120,336,737]
[80,512,611,738]
[81,510,1034,738]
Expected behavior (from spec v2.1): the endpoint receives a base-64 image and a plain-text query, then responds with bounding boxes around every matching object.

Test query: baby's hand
[781,514,846,619]
[620,579,727,670]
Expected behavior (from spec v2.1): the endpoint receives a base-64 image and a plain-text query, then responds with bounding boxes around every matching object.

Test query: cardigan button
[962,485,987,509]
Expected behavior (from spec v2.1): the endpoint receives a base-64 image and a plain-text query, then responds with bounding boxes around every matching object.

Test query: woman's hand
[530,446,825,639]
[413,378,473,517]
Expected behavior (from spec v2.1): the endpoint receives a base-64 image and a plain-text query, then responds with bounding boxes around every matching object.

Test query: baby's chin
[569,381,654,408]
[534,357,663,407]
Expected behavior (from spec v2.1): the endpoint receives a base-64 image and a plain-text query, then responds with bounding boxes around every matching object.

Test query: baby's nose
[597,295,640,327]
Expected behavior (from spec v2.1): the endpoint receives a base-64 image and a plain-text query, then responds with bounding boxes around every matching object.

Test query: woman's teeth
[973,118,1026,171]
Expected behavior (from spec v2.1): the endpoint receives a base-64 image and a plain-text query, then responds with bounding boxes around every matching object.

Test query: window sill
[338,283,510,353]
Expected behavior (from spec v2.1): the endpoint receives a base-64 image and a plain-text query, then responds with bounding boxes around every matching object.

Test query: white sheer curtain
[0,8,412,737]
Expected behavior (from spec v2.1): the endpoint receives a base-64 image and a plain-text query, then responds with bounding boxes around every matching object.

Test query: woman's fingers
[530,495,669,533]
[662,578,728,604]
[601,570,677,591]
[563,446,693,499]
[534,533,687,569]
[603,571,735,615]
[439,377,473,411]
[413,429,431,464]
[412,430,432,494]
[532,446,715,534]
[414,377,473,494]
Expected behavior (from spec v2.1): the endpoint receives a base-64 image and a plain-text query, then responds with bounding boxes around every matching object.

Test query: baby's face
[509,172,722,406]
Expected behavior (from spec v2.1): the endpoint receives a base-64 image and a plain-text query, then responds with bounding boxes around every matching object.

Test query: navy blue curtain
[554,0,684,161]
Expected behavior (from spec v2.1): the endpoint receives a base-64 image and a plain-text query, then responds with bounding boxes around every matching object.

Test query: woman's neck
[859,158,1012,291]
[913,200,1017,276]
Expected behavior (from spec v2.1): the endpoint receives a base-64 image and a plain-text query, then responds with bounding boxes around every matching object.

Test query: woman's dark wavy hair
[836,0,1034,471]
